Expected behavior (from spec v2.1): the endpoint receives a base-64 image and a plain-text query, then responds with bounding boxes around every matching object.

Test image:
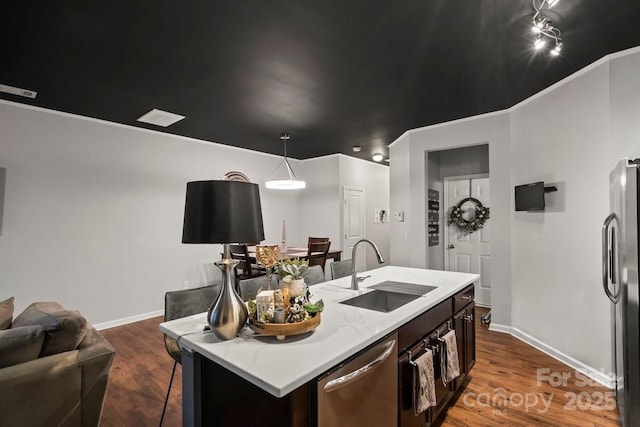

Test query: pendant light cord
[266,132,299,181]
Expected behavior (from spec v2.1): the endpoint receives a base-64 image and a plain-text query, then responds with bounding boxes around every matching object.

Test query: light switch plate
[393,211,404,222]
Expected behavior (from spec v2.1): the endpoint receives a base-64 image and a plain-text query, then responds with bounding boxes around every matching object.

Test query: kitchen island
[160,265,478,427]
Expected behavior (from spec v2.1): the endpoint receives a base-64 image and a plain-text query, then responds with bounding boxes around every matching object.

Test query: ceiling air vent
[0,84,37,99]
[137,108,185,127]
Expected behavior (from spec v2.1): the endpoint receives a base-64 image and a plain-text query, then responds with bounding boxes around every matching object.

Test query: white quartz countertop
[159,265,478,397]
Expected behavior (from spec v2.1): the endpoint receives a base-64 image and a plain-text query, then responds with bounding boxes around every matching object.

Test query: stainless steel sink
[368,281,437,296]
[340,290,420,313]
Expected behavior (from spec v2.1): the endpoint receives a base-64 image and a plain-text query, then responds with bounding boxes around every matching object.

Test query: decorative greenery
[276,257,309,283]
[303,300,324,315]
[448,197,490,234]
[246,290,323,324]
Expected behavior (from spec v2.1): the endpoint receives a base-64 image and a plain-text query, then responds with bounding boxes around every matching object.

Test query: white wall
[510,60,611,377]
[338,155,390,268]
[298,155,341,248]
[0,101,305,326]
[438,145,490,179]
[389,134,412,266]
[390,113,512,327]
[0,101,391,327]
[609,48,640,165]
[389,47,640,383]
[298,154,391,272]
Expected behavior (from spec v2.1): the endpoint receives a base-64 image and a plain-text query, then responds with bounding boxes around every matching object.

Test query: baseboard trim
[486,323,612,388]
[94,309,164,331]
[488,323,511,334]
[509,327,613,389]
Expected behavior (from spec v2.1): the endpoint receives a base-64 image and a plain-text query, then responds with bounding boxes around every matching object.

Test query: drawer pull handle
[464,314,473,322]
[324,339,396,392]
[461,295,472,300]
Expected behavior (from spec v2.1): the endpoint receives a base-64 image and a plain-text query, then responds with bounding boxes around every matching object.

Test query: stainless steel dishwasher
[317,333,398,427]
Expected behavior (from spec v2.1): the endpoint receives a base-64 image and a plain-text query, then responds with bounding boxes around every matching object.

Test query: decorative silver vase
[207,245,248,340]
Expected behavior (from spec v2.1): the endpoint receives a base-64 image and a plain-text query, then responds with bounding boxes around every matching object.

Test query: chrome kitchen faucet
[350,239,385,290]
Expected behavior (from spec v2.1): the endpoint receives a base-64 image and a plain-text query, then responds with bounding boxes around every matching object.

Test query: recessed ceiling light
[0,83,37,99]
[352,146,362,152]
[372,153,384,162]
[137,109,185,127]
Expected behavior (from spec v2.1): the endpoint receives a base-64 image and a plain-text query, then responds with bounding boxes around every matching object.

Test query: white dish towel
[442,329,461,383]
[413,349,437,415]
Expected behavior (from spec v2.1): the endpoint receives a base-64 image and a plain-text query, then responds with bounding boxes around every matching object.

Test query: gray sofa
[0,298,115,426]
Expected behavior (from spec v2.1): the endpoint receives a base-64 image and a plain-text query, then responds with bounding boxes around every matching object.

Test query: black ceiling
[2,1,640,162]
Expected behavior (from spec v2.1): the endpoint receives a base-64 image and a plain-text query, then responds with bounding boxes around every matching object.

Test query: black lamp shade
[182,180,265,244]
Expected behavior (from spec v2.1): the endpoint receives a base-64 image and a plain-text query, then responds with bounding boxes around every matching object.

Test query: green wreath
[448,197,490,234]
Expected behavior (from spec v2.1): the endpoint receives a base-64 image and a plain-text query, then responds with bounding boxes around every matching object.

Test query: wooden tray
[248,313,321,340]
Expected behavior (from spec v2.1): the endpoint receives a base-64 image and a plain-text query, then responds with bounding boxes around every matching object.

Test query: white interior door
[444,177,491,306]
[343,187,365,271]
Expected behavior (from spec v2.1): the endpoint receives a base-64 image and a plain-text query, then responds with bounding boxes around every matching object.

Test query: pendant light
[265,132,306,190]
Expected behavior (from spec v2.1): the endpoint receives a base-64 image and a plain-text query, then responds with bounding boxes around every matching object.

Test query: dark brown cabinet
[182,283,477,427]
[453,302,475,391]
[398,284,476,427]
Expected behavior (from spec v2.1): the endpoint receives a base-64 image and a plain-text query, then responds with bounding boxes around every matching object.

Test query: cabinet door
[429,323,454,424]
[398,350,428,427]
[452,302,476,391]
[464,303,476,373]
[452,310,467,391]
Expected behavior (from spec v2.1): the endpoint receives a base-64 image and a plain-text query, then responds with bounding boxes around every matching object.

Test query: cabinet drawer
[398,298,452,353]
[453,284,474,313]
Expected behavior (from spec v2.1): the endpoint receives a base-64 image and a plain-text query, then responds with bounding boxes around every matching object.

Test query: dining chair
[330,259,352,280]
[229,244,266,287]
[307,241,331,272]
[305,265,326,286]
[308,236,330,245]
[161,285,220,426]
[239,276,272,301]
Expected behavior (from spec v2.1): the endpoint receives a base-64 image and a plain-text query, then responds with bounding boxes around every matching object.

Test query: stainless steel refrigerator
[603,158,640,426]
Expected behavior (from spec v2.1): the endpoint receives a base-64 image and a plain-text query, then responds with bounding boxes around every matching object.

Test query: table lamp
[182,180,265,340]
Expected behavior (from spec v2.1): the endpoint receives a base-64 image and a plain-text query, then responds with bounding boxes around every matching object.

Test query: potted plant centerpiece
[277,257,309,297]
[246,257,324,339]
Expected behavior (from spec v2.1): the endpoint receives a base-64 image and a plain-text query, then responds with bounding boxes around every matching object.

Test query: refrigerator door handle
[602,213,620,303]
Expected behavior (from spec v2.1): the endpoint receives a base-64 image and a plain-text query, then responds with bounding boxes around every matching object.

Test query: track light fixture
[531,0,563,57]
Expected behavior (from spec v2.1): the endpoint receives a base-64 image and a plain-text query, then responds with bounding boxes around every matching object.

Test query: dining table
[247,246,342,262]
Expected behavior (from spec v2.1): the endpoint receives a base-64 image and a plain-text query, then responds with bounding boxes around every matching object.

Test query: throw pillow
[12,302,88,357]
[0,325,46,368]
[0,296,14,330]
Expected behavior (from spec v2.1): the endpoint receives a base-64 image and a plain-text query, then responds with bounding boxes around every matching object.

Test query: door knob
[448,244,455,249]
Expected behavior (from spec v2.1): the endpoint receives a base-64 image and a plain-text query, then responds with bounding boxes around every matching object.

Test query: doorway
[444,175,491,307]
[342,186,366,271]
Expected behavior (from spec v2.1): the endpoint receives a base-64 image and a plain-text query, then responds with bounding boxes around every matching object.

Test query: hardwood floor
[99,308,618,426]
[100,317,182,427]
[439,308,617,427]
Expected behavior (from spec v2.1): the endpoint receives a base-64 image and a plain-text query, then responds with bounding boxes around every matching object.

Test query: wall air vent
[137,108,185,127]
[0,84,37,99]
